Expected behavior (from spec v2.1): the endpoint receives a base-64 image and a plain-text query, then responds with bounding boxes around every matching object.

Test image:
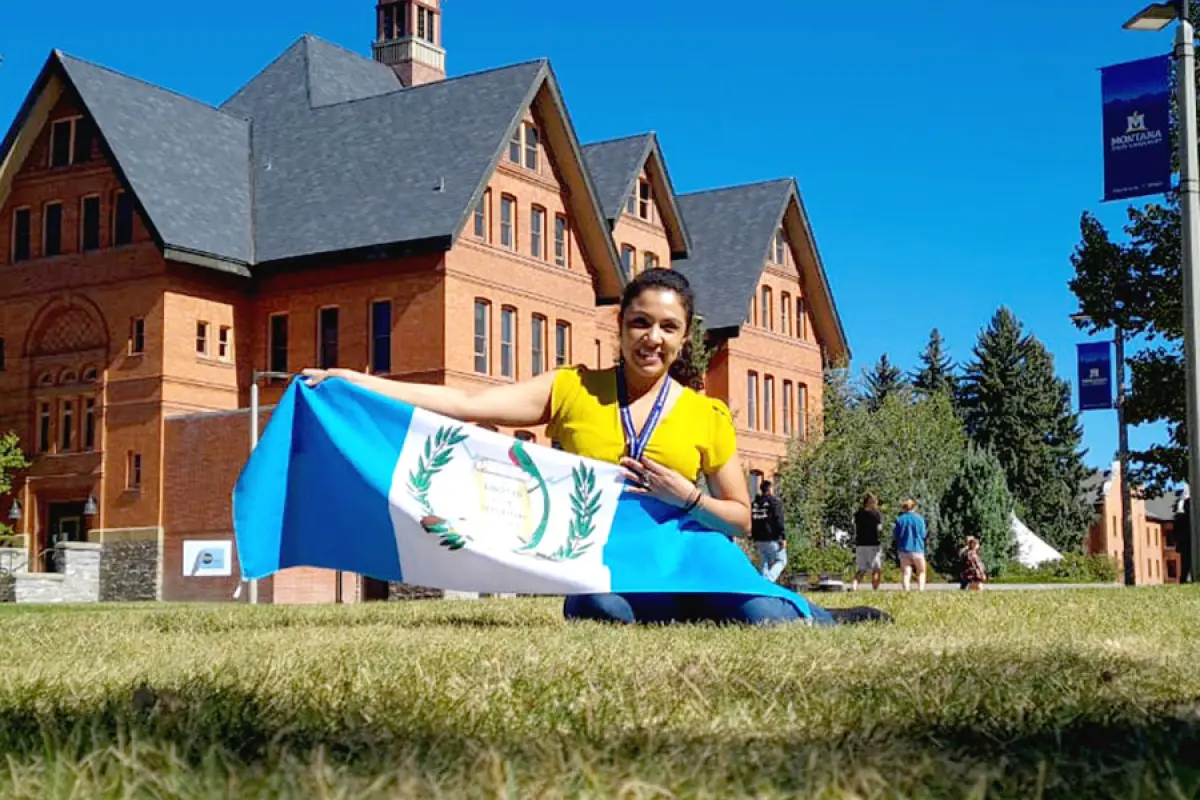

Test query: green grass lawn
[0,589,1197,798]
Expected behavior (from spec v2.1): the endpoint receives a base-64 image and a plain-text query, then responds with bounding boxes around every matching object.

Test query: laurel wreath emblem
[553,463,600,560]
[407,425,471,550]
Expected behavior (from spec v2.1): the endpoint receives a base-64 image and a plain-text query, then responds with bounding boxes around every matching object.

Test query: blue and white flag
[232,379,815,617]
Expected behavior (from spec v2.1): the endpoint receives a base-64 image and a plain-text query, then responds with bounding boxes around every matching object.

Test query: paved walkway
[813,582,1122,593]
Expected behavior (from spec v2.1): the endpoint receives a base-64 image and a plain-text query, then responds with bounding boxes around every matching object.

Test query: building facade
[0,1,848,602]
[1082,463,1187,585]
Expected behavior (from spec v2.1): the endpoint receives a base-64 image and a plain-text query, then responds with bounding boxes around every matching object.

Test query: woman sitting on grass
[302,269,886,626]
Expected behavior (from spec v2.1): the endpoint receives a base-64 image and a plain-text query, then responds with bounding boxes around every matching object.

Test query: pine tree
[936,445,1015,576]
[863,353,907,412]
[958,308,1092,552]
[912,328,957,399]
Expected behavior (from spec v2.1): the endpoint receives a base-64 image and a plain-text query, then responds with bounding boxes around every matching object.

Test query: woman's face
[619,287,690,382]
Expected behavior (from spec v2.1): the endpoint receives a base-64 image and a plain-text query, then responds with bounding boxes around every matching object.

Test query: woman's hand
[620,457,700,509]
[300,367,362,388]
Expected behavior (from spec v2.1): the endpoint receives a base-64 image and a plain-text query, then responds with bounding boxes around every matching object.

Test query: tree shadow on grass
[0,648,1195,798]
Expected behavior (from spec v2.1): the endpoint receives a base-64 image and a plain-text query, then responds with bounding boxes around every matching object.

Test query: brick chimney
[373,0,446,87]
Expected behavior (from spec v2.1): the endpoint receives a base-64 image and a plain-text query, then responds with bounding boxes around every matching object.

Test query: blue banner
[1101,54,1172,202]
[1078,342,1113,411]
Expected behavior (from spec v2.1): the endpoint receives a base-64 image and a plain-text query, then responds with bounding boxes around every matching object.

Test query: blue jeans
[563,592,835,626]
[755,541,787,582]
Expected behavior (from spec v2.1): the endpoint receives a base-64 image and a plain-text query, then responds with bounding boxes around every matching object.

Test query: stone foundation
[14,543,101,603]
[100,540,159,601]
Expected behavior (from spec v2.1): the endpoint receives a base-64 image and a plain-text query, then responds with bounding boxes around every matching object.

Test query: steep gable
[582,133,690,259]
[0,52,252,272]
[676,179,848,361]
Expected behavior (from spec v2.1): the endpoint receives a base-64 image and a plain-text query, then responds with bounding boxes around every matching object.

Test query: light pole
[1075,315,1136,585]
[1124,0,1200,583]
[248,370,293,604]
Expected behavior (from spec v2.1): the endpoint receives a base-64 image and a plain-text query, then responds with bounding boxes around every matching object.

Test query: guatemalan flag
[233,378,815,618]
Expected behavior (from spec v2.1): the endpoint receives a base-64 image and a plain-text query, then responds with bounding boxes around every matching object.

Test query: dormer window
[508,124,539,170]
[49,117,93,168]
[774,230,786,264]
[638,180,651,221]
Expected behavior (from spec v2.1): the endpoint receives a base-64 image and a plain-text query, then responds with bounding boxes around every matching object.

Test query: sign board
[183,540,233,577]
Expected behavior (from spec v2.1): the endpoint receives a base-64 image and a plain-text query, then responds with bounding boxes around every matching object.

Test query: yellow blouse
[546,365,737,482]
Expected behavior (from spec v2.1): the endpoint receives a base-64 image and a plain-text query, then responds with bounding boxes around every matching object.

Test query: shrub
[995,553,1119,584]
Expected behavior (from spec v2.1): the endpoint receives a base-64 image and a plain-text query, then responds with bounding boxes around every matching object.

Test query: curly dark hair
[617,268,706,391]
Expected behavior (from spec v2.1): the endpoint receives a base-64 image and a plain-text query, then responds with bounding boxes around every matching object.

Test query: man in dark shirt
[751,481,787,582]
[852,493,884,591]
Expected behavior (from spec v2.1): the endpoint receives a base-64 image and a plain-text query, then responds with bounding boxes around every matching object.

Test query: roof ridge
[306,57,549,112]
[220,35,308,110]
[679,177,794,199]
[56,50,243,121]
[582,131,655,149]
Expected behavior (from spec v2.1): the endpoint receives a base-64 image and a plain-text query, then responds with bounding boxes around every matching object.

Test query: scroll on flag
[232,378,816,619]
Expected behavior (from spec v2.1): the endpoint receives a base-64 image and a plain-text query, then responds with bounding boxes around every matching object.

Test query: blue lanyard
[616,367,672,461]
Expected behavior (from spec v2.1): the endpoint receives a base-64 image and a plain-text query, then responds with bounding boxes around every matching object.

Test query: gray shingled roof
[248,59,547,264]
[57,53,253,270]
[221,35,400,121]
[675,180,792,330]
[582,134,653,222]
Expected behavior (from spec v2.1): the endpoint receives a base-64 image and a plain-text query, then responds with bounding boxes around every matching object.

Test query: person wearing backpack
[751,481,788,582]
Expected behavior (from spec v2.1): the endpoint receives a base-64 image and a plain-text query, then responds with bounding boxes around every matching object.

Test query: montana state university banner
[1101,54,1172,202]
[232,379,816,617]
[1077,341,1114,411]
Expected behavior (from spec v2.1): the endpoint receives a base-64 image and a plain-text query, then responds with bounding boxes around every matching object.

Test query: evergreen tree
[936,445,1015,576]
[912,328,958,399]
[863,353,907,412]
[958,308,1092,552]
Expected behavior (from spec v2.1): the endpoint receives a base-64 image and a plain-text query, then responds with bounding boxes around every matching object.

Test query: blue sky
[0,0,1180,470]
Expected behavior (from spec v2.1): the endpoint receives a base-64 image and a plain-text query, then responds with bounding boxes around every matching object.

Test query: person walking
[852,493,884,591]
[958,536,987,591]
[751,480,788,582]
[892,499,927,592]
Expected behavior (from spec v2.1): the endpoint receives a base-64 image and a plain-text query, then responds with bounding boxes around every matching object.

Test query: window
[775,231,786,264]
[417,6,427,39]
[530,206,545,259]
[474,190,489,239]
[371,300,392,374]
[626,187,636,215]
[218,326,231,360]
[638,180,651,220]
[644,252,659,270]
[783,380,793,436]
[781,292,791,337]
[382,5,394,38]
[798,383,808,438]
[761,286,773,331]
[113,191,133,246]
[500,195,515,248]
[797,298,806,339]
[318,307,339,370]
[525,124,539,171]
[50,120,73,168]
[594,339,602,369]
[83,367,98,383]
[127,452,142,490]
[61,400,73,452]
[12,208,30,262]
[747,372,759,430]
[73,118,94,164]
[43,202,63,257]
[39,403,50,453]
[196,321,209,355]
[749,470,764,498]
[84,398,96,451]
[531,314,547,376]
[621,245,635,274]
[764,375,775,433]
[500,306,516,378]
[81,196,101,251]
[269,314,289,374]
[555,321,570,367]
[509,128,521,163]
[750,294,757,327]
[129,317,145,355]
[554,215,568,266]
[474,300,490,374]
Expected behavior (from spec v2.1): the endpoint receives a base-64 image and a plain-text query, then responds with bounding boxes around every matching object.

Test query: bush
[994,553,1119,584]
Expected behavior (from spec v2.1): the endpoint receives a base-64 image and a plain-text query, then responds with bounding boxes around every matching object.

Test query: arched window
[82,367,98,383]
[38,373,54,386]
[60,370,77,384]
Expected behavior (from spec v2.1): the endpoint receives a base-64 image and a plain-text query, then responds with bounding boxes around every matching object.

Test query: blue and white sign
[1101,54,1172,202]
[1077,342,1114,411]
[183,540,233,577]
[232,379,819,619]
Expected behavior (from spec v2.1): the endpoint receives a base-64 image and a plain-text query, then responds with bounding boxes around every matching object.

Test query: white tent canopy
[1011,514,1062,567]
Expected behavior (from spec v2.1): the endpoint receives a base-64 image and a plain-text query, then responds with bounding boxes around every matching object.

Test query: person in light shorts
[892,499,928,591]
[851,494,884,591]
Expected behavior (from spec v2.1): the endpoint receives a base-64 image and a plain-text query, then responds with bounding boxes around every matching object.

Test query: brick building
[0,0,848,602]
[1082,463,1189,585]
